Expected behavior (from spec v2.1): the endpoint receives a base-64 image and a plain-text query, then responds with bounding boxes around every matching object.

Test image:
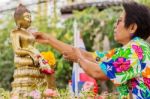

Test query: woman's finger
[62,51,68,56]
[63,55,67,59]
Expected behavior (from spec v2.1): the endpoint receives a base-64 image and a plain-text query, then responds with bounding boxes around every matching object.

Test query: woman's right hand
[32,32,49,44]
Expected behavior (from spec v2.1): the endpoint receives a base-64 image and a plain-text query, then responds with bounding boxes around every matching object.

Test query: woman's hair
[14,4,30,23]
[123,2,150,40]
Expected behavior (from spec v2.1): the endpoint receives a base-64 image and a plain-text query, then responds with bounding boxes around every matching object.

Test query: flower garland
[41,51,56,68]
[39,51,56,74]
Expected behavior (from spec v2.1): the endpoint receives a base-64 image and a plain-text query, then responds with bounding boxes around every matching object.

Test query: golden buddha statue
[10,4,47,98]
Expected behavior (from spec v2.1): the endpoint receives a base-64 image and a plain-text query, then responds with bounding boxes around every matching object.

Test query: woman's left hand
[63,48,83,62]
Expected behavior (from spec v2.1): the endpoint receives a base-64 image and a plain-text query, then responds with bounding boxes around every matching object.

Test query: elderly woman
[33,2,150,98]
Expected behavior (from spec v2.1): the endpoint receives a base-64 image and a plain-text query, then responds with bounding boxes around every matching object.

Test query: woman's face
[114,12,131,45]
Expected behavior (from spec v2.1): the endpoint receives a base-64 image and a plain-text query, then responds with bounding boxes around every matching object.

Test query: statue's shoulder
[10,28,21,38]
[11,28,22,34]
[11,28,18,33]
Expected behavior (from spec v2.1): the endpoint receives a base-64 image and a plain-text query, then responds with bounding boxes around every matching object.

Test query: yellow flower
[41,51,56,68]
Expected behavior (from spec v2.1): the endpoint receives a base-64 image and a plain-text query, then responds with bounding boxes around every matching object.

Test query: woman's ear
[128,23,137,34]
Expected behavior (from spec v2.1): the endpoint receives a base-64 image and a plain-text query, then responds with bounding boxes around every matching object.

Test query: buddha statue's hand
[28,52,39,66]
[24,46,41,66]
[33,57,39,66]
[31,48,55,75]
[16,47,40,66]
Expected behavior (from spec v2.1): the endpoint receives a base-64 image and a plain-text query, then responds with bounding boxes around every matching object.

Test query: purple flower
[29,90,41,99]
[113,57,130,73]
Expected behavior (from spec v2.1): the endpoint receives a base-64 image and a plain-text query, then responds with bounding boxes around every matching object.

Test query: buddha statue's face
[17,12,31,29]
[14,4,32,29]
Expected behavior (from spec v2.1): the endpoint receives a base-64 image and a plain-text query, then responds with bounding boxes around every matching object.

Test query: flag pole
[73,19,80,97]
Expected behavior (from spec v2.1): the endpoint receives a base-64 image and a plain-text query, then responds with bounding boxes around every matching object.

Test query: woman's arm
[47,34,74,54]
[78,56,108,80]
[76,49,108,80]
[79,49,96,62]
[33,32,95,62]
[63,47,108,80]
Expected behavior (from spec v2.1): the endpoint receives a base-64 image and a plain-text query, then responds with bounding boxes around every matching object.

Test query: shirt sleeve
[92,49,116,62]
[96,44,143,86]
[92,51,107,62]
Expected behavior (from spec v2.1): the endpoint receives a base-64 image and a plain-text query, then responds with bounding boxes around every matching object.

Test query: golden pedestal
[11,66,47,98]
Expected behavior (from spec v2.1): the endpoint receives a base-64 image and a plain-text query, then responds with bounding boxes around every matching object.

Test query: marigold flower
[41,51,56,68]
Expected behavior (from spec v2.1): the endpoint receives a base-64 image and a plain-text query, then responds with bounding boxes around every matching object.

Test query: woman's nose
[114,22,117,29]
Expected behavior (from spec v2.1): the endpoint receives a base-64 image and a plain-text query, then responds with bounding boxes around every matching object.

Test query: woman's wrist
[77,56,84,64]
[46,36,51,44]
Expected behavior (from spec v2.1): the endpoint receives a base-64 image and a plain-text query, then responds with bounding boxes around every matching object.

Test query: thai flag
[72,20,98,96]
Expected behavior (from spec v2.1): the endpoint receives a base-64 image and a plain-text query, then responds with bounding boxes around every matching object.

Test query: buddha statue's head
[14,4,31,29]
